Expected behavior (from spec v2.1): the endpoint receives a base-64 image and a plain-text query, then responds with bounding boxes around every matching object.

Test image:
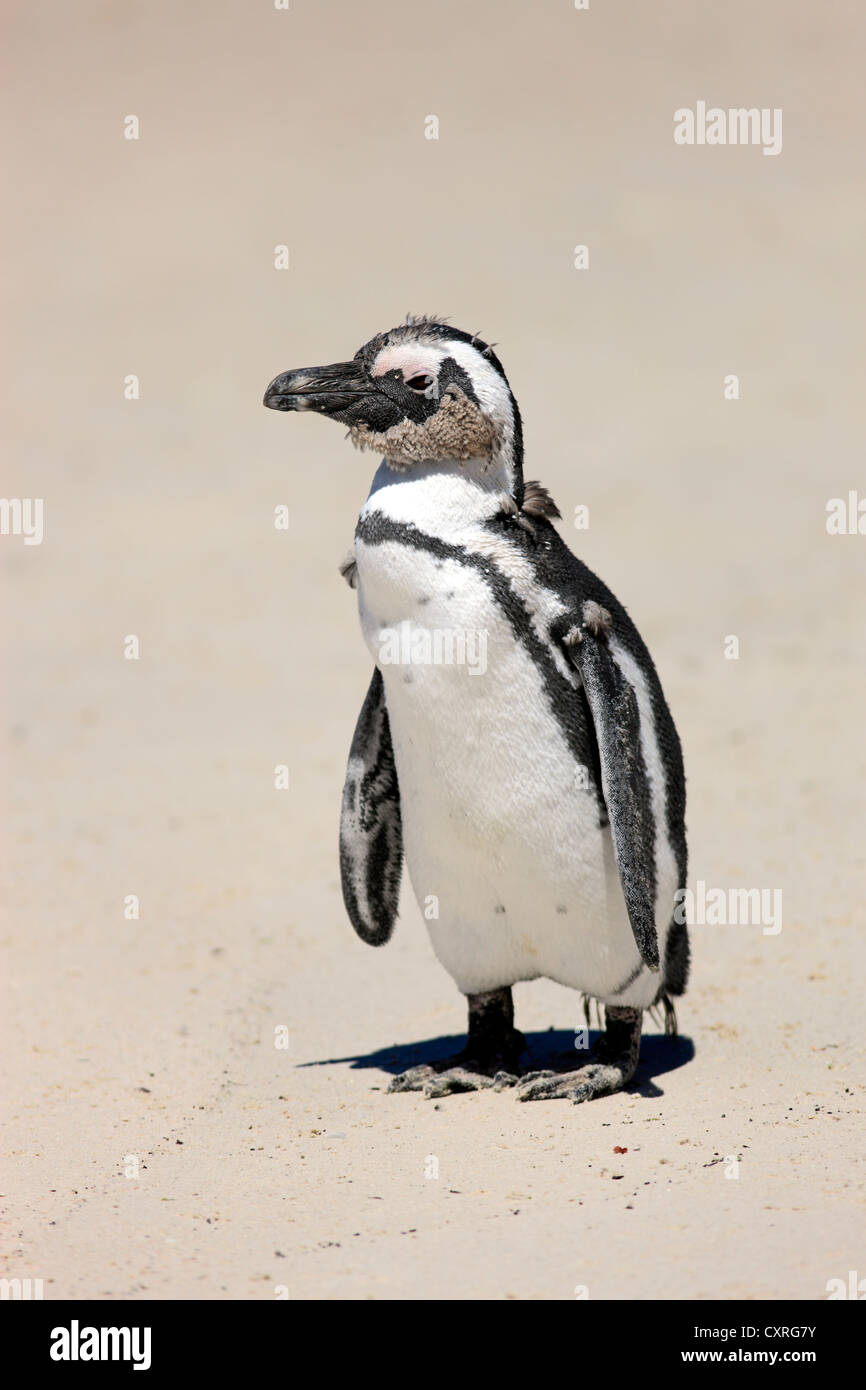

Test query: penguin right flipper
[339,668,403,945]
[563,601,660,974]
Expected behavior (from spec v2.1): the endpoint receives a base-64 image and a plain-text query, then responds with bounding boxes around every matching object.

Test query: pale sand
[2,1,864,1299]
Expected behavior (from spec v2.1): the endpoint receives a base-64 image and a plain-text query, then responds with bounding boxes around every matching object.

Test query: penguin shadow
[302,1028,695,1098]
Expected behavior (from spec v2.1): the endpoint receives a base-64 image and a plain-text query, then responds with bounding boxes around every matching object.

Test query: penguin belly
[355,536,657,1007]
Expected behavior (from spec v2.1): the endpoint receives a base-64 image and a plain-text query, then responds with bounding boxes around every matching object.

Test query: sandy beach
[2,0,864,1300]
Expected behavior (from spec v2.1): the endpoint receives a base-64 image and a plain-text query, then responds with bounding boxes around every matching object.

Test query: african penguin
[263,315,689,1102]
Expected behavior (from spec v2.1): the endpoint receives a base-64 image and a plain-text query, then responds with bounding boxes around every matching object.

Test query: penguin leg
[515,1004,642,1104]
[388,987,527,1098]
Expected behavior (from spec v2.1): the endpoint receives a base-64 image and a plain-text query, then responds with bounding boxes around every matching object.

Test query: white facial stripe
[445,341,517,491]
[443,341,514,430]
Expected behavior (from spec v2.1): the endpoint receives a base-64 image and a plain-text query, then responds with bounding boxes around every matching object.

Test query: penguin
[263,316,689,1102]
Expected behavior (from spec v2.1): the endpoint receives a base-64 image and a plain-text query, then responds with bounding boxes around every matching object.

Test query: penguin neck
[361,456,512,535]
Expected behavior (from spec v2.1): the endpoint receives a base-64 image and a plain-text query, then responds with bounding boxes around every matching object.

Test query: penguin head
[263,316,525,501]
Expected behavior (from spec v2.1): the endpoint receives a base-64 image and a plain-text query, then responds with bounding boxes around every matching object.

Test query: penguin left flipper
[563,601,660,973]
[339,669,403,945]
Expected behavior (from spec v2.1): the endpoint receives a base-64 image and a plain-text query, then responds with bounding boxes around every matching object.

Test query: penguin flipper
[339,668,403,945]
[563,602,660,973]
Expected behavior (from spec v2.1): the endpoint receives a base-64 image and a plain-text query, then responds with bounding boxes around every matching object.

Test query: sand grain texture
[2,0,864,1300]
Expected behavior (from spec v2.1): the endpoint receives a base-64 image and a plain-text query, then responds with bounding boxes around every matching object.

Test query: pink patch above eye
[371,345,443,379]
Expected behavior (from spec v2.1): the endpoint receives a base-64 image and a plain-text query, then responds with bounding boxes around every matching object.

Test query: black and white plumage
[339,667,402,946]
[264,317,689,1102]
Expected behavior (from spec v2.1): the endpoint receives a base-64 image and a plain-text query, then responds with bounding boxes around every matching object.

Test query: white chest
[349,468,648,1004]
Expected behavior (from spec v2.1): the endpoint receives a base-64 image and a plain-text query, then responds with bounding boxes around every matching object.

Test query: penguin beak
[263,361,373,419]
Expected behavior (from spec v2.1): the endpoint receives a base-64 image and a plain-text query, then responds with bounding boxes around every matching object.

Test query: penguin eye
[405,373,434,393]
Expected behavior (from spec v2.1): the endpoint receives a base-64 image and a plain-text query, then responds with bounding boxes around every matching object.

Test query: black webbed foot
[388,987,526,1098]
[515,1005,642,1103]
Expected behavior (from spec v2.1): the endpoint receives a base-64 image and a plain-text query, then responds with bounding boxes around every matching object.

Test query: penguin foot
[387,986,526,1098]
[515,1060,631,1103]
[515,1004,642,1104]
[388,1061,520,1098]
